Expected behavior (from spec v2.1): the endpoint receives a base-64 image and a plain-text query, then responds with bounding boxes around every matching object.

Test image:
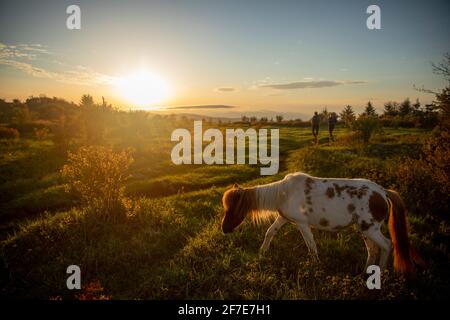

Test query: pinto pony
[222,172,424,275]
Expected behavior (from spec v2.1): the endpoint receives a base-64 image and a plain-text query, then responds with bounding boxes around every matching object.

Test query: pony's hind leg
[260,216,287,254]
[295,222,319,261]
[363,236,380,272]
[363,228,392,271]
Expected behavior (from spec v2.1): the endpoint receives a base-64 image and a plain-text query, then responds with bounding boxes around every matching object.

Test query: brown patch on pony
[333,183,346,197]
[325,187,335,198]
[319,218,329,227]
[306,196,312,205]
[347,203,356,213]
[357,185,369,199]
[323,179,328,183]
[222,187,257,233]
[369,191,388,222]
[333,184,370,199]
[304,177,314,195]
[360,220,374,231]
[344,185,358,198]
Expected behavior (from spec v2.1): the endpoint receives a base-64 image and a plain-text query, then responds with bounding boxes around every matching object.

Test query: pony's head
[221,183,255,233]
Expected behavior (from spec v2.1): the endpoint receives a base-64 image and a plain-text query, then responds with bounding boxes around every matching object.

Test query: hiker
[311,111,320,143]
[328,112,338,141]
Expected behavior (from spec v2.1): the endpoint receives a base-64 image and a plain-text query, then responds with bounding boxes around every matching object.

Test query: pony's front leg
[260,216,287,254]
[295,222,319,261]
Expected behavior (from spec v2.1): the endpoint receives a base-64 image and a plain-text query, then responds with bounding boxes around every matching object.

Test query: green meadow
[1,121,449,300]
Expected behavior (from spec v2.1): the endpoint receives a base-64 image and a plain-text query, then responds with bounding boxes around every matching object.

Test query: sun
[115,70,170,108]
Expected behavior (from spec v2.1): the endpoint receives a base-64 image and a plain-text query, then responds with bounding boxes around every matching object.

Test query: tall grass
[1,126,449,300]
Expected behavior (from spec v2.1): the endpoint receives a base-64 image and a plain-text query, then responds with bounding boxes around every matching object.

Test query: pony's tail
[386,189,425,276]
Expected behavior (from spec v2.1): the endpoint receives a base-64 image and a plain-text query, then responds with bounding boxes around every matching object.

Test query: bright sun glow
[115,70,170,107]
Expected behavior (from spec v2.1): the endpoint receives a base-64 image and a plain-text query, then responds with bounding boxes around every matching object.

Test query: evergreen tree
[339,105,356,128]
[363,101,377,116]
[399,98,412,117]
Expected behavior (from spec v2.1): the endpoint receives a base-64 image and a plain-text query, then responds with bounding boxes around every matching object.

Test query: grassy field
[0,124,449,299]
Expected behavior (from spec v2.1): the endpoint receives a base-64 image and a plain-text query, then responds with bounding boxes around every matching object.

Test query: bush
[337,131,361,145]
[396,130,450,217]
[61,146,134,221]
[0,126,20,139]
[34,127,50,140]
[352,115,381,143]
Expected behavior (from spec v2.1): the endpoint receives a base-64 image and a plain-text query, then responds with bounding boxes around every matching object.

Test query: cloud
[259,80,367,90]
[215,87,236,92]
[0,42,115,86]
[165,105,235,110]
[0,43,50,61]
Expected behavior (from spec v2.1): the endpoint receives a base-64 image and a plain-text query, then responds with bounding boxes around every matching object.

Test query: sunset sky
[0,0,449,117]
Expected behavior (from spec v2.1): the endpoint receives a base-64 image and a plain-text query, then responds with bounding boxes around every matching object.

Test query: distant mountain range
[154,105,311,121]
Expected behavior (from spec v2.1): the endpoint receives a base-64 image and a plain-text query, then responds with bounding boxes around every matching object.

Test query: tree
[339,105,356,128]
[52,114,79,152]
[12,105,32,124]
[241,115,248,123]
[412,98,421,115]
[396,54,450,216]
[353,115,381,143]
[319,107,329,122]
[383,101,399,116]
[431,53,450,83]
[363,101,377,116]
[79,94,106,145]
[435,86,450,129]
[276,115,284,123]
[432,54,450,129]
[80,94,94,107]
[399,98,412,117]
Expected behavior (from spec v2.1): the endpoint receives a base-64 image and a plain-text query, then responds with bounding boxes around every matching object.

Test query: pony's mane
[251,181,281,224]
[223,180,283,226]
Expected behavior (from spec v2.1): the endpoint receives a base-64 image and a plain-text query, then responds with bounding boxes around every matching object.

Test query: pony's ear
[233,183,240,189]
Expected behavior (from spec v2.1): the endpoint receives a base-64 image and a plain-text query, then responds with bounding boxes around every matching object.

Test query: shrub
[0,126,20,139]
[52,115,80,152]
[352,115,381,143]
[337,131,361,145]
[396,130,450,217]
[34,127,50,140]
[61,146,134,221]
[76,280,111,300]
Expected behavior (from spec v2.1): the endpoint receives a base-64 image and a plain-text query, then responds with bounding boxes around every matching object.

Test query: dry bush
[34,127,49,140]
[0,126,20,139]
[337,131,362,145]
[76,280,111,300]
[61,146,134,221]
[352,115,381,143]
[397,130,450,216]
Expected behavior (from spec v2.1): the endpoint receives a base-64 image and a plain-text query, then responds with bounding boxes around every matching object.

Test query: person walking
[311,111,320,144]
[328,112,338,141]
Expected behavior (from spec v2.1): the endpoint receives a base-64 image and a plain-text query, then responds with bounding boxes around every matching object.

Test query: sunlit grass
[1,125,448,299]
